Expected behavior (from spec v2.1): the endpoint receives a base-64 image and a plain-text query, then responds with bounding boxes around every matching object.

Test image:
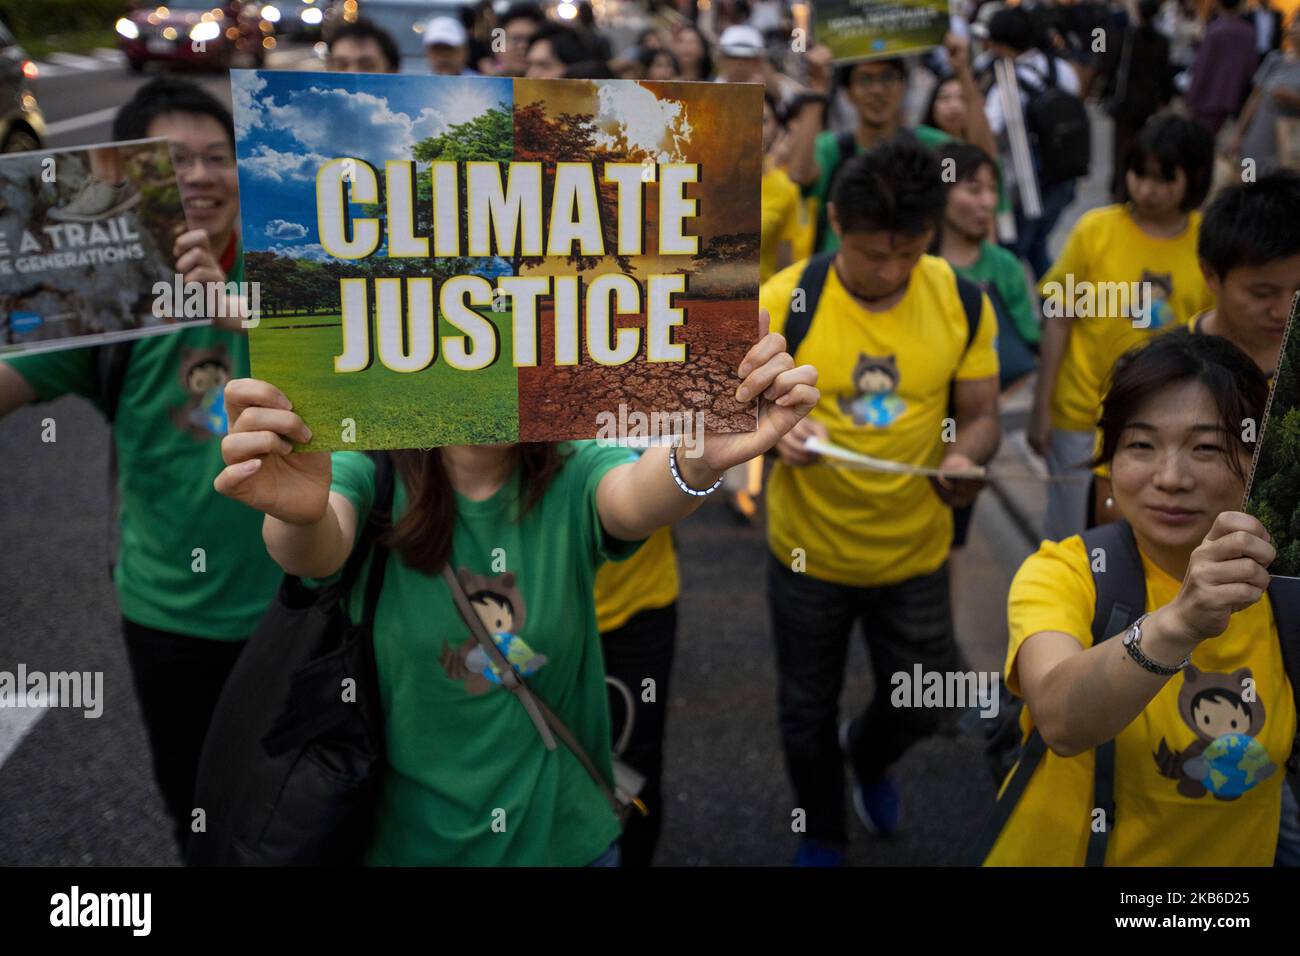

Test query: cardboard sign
[813,0,949,64]
[231,71,762,452]
[1244,293,1300,578]
[0,138,191,356]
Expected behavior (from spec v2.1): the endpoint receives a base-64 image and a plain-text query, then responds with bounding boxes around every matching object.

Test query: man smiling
[0,77,281,852]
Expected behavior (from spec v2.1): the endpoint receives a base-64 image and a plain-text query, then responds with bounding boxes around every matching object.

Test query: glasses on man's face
[851,72,902,91]
[172,150,235,173]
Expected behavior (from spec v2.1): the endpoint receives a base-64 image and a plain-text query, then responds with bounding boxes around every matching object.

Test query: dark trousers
[601,602,677,868]
[1012,178,1078,280]
[766,554,965,845]
[121,617,245,850]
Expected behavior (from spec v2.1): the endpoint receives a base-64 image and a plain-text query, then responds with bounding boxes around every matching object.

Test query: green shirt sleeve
[567,440,644,566]
[912,124,954,150]
[803,130,841,203]
[1,347,98,405]
[330,450,378,535]
[990,246,1041,345]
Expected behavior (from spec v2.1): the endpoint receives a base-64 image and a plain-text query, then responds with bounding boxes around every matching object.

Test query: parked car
[116,0,272,72]
[0,20,44,153]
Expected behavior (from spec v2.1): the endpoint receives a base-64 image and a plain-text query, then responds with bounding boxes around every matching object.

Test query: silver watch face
[1123,627,1137,647]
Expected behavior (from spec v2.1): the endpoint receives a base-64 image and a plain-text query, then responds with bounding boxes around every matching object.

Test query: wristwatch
[1122,612,1192,676]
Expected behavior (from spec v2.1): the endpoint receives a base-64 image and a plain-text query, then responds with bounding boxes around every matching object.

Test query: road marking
[0,705,47,770]
[44,105,120,138]
[46,52,107,71]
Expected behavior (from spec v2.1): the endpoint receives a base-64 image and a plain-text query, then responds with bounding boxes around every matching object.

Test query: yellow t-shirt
[1044,206,1214,433]
[760,163,802,284]
[761,254,1000,587]
[986,535,1295,866]
[594,526,678,633]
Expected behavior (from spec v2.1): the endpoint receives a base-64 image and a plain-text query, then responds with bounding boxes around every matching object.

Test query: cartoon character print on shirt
[439,569,547,695]
[171,345,232,439]
[837,352,906,428]
[1139,270,1174,330]
[1153,665,1275,800]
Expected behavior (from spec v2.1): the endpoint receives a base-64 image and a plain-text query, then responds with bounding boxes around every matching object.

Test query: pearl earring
[1105,496,1115,508]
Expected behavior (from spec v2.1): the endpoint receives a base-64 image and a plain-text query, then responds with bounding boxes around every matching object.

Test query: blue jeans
[587,842,622,867]
[1013,178,1077,280]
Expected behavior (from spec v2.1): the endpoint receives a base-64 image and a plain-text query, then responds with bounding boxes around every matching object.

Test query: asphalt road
[0,52,1117,866]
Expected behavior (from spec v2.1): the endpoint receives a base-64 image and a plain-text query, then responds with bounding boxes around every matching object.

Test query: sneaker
[793,839,846,867]
[839,717,902,836]
[48,180,140,223]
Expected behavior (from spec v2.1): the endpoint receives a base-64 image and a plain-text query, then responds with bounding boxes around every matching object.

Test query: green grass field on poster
[250,311,519,452]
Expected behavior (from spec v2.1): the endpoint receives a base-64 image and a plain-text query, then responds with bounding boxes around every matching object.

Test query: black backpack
[969,519,1300,865]
[186,453,396,866]
[783,251,984,364]
[1021,47,1091,187]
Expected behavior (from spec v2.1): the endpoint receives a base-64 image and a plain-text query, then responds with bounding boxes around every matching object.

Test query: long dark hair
[384,444,570,574]
[1094,329,1268,482]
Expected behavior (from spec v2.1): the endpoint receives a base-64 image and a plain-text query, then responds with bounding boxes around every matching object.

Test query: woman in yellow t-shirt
[1029,114,1217,542]
[987,329,1296,866]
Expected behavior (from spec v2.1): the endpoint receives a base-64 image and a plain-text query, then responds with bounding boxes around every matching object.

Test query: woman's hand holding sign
[214,379,332,526]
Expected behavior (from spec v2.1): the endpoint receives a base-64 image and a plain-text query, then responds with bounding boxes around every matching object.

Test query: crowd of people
[3,0,1300,868]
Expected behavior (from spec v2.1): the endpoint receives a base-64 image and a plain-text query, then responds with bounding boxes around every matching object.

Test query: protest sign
[0,138,191,356]
[813,0,949,64]
[1244,293,1300,578]
[231,70,762,453]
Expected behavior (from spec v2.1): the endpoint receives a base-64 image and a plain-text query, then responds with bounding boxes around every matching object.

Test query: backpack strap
[93,341,136,425]
[955,273,982,356]
[1266,578,1300,808]
[811,131,858,252]
[783,251,836,361]
[336,451,396,602]
[969,520,1145,865]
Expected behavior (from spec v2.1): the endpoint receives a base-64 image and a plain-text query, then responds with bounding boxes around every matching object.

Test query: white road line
[44,105,121,138]
[46,52,106,71]
[93,48,124,61]
[0,705,47,769]
[30,61,69,79]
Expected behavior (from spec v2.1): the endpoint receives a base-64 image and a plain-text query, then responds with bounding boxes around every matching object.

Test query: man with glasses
[493,3,545,77]
[0,77,280,854]
[788,37,986,253]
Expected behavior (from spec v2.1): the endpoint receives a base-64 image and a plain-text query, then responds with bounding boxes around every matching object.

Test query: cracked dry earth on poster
[517,298,758,441]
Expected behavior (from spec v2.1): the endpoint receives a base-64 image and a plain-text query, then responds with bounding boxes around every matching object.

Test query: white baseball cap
[423,16,468,48]
[718,24,764,58]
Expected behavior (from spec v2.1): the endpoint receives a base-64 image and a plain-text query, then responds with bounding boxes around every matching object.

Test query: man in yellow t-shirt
[594,525,679,868]
[1029,115,1217,541]
[762,139,1001,866]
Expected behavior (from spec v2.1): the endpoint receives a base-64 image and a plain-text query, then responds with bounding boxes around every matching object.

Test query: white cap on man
[717,24,764,58]
[423,16,468,48]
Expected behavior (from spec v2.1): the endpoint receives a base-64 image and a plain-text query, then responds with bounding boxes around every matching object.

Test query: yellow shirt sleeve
[1005,536,1096,696]
[760,262,803,342]
[1039,213,1091,306]
[956,293,1001,381]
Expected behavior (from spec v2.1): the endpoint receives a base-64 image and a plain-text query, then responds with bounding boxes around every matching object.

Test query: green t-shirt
[952,240,1040,345]
[805,125,953,253]
[1,253,282,640]
[327,442,643,866]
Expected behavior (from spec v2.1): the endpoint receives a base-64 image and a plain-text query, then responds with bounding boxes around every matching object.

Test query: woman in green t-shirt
[213,315,817,866]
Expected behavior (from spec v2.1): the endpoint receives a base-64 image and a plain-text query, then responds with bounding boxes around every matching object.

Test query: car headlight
[190,20,221,42]
[261,4,281,21]
[116,17,141,40]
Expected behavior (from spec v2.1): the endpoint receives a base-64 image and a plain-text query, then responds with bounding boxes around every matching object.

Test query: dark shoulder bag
[186,452,396,866]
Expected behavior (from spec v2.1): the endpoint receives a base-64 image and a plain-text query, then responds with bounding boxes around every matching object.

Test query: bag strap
[783,250,835,360]
[334,451,396,600]
[440,564,632,816]
[969,520,1145,865]
[955,273,982,355]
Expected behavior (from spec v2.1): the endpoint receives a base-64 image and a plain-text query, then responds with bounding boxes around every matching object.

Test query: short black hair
[1095,328,1268,482]
[529,22,595,66]
[838,56,907,90]
[1199,169,1300,278]
[831,136,946,237]
[112,75,234,150]
[934,140,997,187]
[1219,0,1243,10]
[501,2,545,28]
[328,18,400,71]
[1121,113,1215,211]
[638,44,679,75]
[987,7,1037,51]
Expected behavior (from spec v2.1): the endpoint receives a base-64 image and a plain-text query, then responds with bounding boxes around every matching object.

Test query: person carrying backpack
[981,6,1090,278]
[211,324,818,866]
[979,329,1300,866]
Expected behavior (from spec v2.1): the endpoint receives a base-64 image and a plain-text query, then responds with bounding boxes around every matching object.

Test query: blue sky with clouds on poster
[230,70,511,260]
